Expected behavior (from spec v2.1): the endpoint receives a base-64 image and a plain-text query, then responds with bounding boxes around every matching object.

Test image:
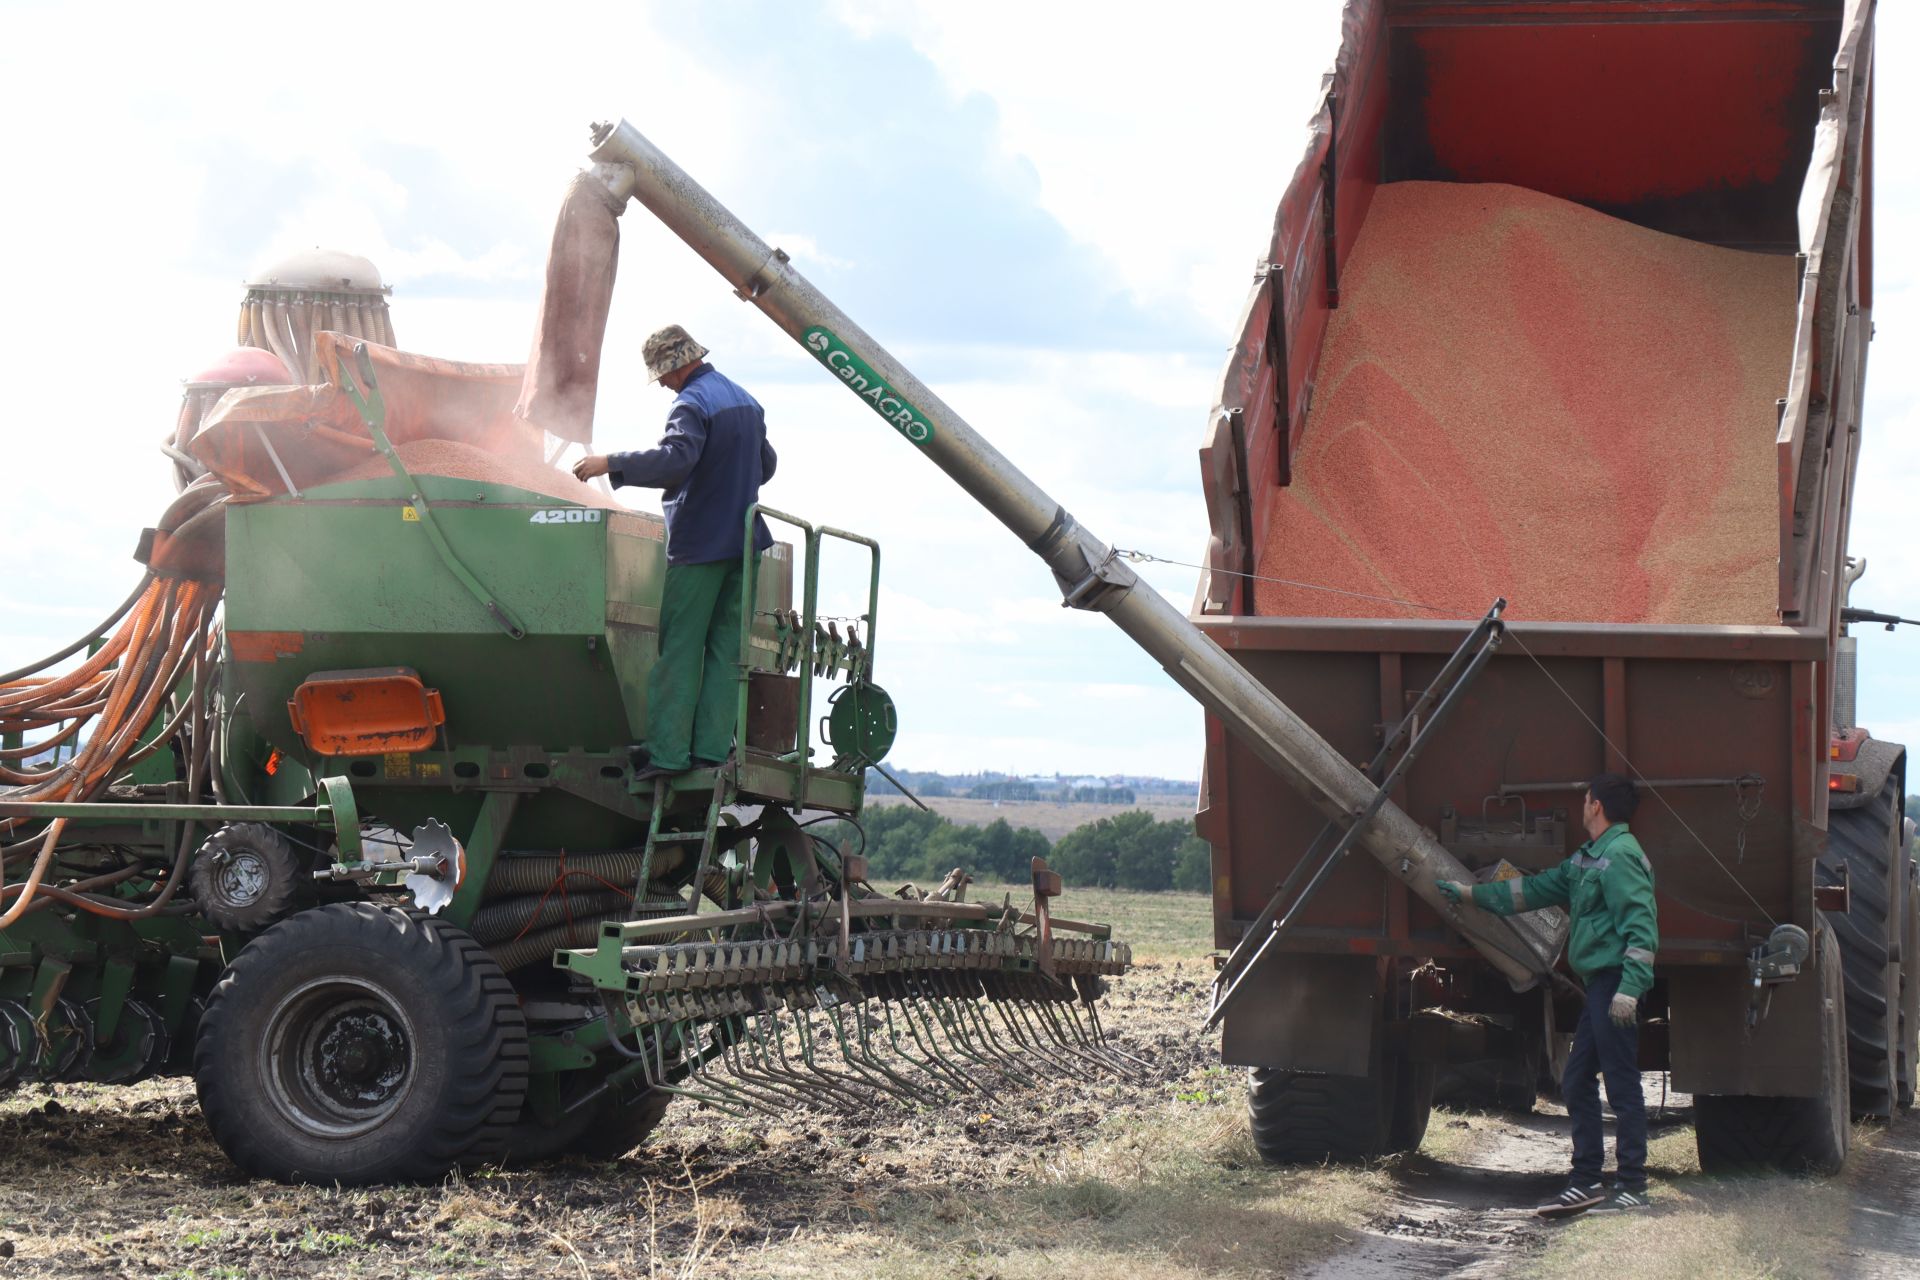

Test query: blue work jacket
[608,364,776,565]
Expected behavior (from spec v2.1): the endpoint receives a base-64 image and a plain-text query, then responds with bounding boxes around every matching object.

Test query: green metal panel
[223,474,791,851]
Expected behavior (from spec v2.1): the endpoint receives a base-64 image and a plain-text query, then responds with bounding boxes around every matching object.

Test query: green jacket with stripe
[1469,823,1660,999]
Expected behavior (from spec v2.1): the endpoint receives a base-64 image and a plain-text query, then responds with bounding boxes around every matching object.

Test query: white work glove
[1435,879,1467,906]
[1609,992,1638,1027]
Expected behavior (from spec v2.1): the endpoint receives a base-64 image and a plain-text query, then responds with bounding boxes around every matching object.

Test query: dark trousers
[644,556,749,770]
[1564,967,1647,1190]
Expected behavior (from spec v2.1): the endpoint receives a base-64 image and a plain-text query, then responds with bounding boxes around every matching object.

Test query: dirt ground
[0,889,1915,1279]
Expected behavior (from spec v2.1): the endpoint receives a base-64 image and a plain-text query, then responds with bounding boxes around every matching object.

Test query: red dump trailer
[1193,0,1904,1172]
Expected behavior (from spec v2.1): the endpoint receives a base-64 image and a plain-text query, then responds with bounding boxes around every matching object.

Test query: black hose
[483,849,683,896]
[468,890,631,944]
[485,910,630,973]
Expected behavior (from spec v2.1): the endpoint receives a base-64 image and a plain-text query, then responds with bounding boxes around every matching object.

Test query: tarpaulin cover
[513,172,624,444]
[190,333,533,500]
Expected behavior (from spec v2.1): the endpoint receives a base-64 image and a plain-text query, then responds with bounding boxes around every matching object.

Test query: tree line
[819,805,1210,893]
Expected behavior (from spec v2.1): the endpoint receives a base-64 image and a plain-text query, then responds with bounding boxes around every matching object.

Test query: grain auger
[557,860,1142,1117]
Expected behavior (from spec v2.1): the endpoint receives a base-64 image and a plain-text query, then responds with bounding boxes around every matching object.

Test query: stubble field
[0,888,1914,1278]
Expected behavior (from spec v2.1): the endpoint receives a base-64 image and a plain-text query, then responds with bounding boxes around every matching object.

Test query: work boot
[1535,1180,1606,1218]
[633,762,689,783]
[1587,1187,1650,1213]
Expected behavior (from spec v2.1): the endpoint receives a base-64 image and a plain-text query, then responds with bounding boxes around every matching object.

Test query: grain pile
[329,438,625,510]
[1255,182,1797,625]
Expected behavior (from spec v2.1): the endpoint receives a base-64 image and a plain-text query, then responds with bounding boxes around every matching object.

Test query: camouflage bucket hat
[642,324,709,382]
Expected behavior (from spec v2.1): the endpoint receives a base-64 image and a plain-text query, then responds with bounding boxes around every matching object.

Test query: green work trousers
[645,555,750,771]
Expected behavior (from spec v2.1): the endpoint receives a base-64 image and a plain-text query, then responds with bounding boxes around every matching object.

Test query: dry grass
[970,881,1214,963]
[727,1100,1385,1280]
[1522,1122,1852,1280]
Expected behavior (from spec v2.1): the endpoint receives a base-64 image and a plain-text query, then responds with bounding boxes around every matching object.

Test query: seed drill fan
[0,246,1136,1184]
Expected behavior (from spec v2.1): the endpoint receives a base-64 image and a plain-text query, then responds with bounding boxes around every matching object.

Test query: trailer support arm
[586,118,1555,989]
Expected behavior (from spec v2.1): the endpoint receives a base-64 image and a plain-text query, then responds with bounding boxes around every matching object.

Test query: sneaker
[1535,1181,1607,1218]
[1588,1187,1650,1213]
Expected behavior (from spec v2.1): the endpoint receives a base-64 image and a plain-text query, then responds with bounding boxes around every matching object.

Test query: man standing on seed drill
[574,325,775,782]
[1436,772,1660,1217]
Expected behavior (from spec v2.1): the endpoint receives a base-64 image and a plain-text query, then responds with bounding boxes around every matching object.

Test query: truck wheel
[194,903,529,1184]
[1694,922,1850,1174]
[1388,1059,1435,1150]
[1821,773,1903,1118]
[1249,1050,1425,1164]
[189,823,308,934]
[1435,1042,1540,1114]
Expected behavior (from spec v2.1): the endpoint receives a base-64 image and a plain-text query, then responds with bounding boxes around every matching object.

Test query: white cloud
[1,0,1915,786]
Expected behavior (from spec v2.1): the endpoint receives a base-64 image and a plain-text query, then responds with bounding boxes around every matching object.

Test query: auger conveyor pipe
[588,118,1554,990]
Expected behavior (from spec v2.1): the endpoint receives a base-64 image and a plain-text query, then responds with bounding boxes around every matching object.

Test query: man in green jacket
[1437,772,1659,1217]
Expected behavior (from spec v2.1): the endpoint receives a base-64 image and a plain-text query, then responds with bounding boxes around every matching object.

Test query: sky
[0,1,1912,784]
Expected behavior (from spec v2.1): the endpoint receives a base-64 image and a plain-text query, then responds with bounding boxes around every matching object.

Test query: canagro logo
[801,327,935,445]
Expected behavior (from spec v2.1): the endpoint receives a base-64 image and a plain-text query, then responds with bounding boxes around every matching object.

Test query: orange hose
[0,818,65,929]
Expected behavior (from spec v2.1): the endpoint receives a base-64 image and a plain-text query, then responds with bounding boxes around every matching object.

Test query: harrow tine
[824,995,921,1103]
[1076,992,1152,1075]
[885,980,980,1095]
[984,981,1081,1080]
[641,1017,757,1119]
[790,991,890,1106]
[691,1002,788,1116]
[1027,977,1142,1083]
[715,1023,794,1112]
[879,990,975,1097]
[945,969,1040,1083]
[936,972,1036,1087]
[768,994,876,1112]
[731,1010,812,1110]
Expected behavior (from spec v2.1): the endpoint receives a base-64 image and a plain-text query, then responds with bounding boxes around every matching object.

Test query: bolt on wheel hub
[265,977,416,1138]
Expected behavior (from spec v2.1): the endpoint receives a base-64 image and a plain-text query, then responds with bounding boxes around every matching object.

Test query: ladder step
[650,831,711,843]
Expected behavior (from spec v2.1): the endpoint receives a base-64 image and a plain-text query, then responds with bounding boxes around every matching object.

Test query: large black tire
[1388,1060,1435,1151]
[1695,923,1850,1174]
[1822,773,1904,1118]
[1435,1039,1541,1114]
[1248,1052,1428,1163]
[194,904,529,1184]
[505,1078,672,1164]
[570,1088,673,1160]
[1898,872,1919,1109]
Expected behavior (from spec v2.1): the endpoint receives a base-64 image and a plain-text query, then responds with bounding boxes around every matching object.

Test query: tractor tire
[189,823,309,934]
[1695,922,1850,1174]
[1821,773,1904,1118]
[1897,873,1919,1109]
[194,903,529,1184]
[1248,1052,1428,1164]
[570,1088,673,1160]
[504,1078,672,1164]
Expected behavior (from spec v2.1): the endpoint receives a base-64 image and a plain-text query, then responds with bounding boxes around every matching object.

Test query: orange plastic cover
[189,333,535,501]
[286,667,446,756]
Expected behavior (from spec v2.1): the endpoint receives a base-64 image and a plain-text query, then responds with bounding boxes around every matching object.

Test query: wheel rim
[214,850,269,909]
[263,977,416,1138]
